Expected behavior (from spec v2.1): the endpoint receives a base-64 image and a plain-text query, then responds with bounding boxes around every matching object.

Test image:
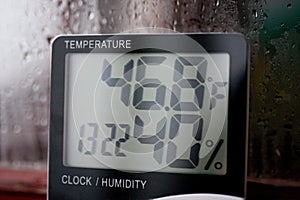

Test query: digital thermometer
[48,33,248,199]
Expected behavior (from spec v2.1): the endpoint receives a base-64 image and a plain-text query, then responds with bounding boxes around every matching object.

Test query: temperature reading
[65,52,229,175]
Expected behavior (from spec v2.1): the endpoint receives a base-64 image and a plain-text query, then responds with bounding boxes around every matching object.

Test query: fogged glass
[0,0,299,184]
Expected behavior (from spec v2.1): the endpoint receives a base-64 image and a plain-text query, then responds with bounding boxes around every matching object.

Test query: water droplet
[263,12,268,20]
[19,80,29,89]
[70,1,76,11]
[34,66,43,75]
[25,110,34,120]
[74,11,80,19]
[275,149,281,157]
[63,10,70,19]
[50,14,57,21]
[92,24,100,32]
[214,0,220,7]
[265,75,271,81]
[252,9,258,18]
[291,43,296,48]
[4,87,14,97]
[37,49,43,59]
[32,82,40,92]
[1,124,8,134]
[40,118,48,127]
[24,51,33,62]
[287,3,292,8]
[13,124,22,134]
[78,0,83,7]
[34,117,41,126]
[101,18,107,25]
[173,19,178,26]
[39,93,48,103]
[275,95,283,102]
[88,11,95,20]
[201,3,205,11]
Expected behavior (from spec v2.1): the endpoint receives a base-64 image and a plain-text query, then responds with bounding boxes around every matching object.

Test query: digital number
[78,123,99,155]
[171,57,206,111]
[167,115,203,168]
[134,116,167,164]
[78,123,130,157]
[101,58,134,106]
[101,124,130,157]
[133,56,167,110]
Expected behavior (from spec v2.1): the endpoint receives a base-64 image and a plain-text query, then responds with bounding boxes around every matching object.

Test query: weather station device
[48,33,248,200]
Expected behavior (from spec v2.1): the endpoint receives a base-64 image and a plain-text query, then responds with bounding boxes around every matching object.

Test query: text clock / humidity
[49,33,248,200]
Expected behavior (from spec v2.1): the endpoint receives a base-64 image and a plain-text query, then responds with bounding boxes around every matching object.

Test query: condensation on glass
[0,0,299,184]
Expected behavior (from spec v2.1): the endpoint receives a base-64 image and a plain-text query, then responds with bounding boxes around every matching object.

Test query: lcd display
[64,53,229,175]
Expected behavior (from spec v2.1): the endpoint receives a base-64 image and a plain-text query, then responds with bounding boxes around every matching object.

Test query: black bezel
[49,34,248,199]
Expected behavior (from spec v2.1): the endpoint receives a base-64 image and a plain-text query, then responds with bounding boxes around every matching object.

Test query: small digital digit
[63,52,229,175]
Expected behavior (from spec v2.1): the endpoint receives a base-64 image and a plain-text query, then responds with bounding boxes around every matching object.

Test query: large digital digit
[101,59,134,106]
[167,114,203,168]
[78,123,99,155]
[133,56,167,110]
[134,116,167,164]
[170,57,207,111]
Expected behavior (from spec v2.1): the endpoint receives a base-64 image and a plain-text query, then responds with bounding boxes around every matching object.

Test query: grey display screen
[64,53,229,175]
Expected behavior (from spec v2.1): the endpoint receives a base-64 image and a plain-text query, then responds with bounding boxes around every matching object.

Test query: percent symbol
[204,139,224,170]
